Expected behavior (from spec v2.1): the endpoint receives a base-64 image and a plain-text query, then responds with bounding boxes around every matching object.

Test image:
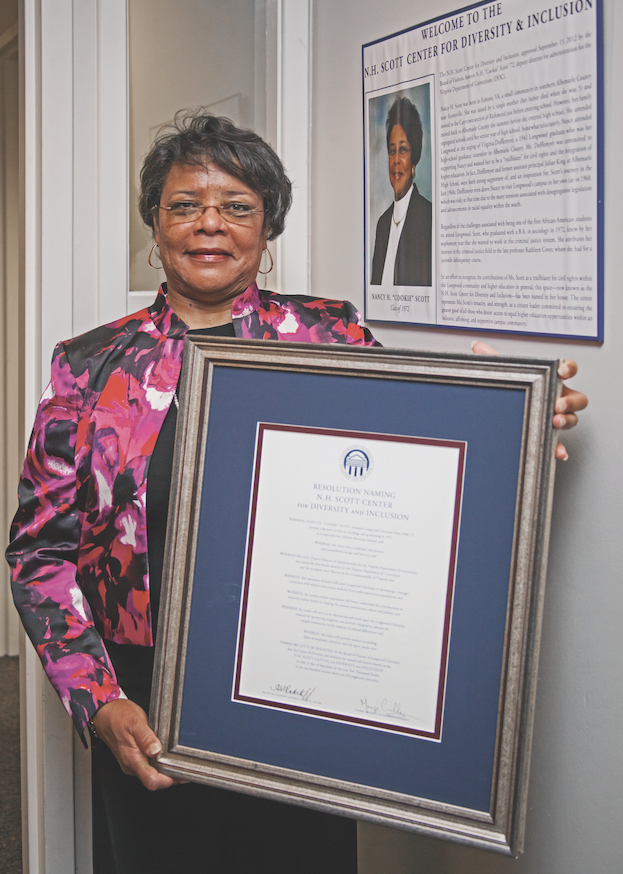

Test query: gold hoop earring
[257,247,274,275]
[148,244,163,269]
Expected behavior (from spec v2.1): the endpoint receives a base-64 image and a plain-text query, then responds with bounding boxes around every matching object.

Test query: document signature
[270,683,316,702]
[360,697,411,721]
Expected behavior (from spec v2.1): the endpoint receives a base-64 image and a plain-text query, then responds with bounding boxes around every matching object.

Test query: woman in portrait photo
[371,95,432,287]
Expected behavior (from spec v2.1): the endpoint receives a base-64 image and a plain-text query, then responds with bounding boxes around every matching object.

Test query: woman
[370,95,432,287]
[7,110,586,873]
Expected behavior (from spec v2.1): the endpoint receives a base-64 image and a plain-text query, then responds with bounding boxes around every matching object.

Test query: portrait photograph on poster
[363,0,603,340]
[150,335,562,857]
[367,78,436,325]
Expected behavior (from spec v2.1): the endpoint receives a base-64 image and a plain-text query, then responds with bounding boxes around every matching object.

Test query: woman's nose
[197,205,226,231]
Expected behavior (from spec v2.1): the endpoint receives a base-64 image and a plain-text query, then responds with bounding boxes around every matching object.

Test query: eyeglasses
[154,201,264,225]
[388,145,411,157]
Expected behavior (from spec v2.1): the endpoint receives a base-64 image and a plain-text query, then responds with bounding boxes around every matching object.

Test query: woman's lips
[186,249,230,262]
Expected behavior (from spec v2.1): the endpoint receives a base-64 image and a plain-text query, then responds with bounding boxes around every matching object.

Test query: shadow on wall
[0,657,21,873]
[358,822,519,873]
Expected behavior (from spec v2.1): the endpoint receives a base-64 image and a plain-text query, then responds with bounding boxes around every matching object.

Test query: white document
[233,425,465,740]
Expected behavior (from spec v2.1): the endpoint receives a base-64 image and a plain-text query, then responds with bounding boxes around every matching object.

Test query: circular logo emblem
[340,446,373,481]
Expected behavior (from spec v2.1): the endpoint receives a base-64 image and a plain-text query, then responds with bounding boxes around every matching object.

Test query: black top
[105,322,236,710]
[370,184,433,287]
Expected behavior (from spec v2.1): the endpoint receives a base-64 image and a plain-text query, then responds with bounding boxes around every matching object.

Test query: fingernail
[561,451,569,461]
[147,743,161,757]
[470,340,478,351]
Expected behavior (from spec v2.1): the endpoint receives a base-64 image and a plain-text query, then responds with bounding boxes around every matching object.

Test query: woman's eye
[170,201,198,213]
[224,202,254,215]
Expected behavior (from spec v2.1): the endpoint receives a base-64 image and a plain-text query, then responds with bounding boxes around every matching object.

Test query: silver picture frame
[150,338,560,857]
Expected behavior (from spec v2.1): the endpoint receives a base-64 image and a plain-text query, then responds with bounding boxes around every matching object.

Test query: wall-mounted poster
[363,0,603,340]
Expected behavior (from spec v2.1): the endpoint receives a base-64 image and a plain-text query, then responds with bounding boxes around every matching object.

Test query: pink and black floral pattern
[7,284,377,737]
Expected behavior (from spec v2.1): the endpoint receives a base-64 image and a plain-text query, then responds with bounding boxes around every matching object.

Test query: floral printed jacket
[7,284,378,738]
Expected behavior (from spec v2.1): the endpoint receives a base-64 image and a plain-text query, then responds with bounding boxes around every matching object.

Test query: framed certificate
[150,338,560,857]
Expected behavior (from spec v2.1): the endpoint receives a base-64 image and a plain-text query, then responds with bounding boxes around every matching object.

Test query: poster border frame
[361,0,604,342]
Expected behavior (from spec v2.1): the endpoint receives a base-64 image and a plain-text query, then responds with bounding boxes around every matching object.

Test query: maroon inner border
[233,423,466,741]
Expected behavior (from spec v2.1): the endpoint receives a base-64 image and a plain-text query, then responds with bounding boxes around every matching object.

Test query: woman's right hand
[90,698,178,791]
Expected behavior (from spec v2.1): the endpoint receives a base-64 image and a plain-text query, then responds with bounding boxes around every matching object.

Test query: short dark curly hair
[385,97,423,168]
[139,110,292,241]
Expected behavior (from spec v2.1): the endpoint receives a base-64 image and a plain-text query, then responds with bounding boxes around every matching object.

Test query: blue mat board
[178,366,525,812]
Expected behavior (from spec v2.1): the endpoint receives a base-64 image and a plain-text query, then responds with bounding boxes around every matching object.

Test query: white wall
[311,1,622,871]
[127,0,257,293]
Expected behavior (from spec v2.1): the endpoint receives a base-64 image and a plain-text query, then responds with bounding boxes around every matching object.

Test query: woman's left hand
[471,341,588,461]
